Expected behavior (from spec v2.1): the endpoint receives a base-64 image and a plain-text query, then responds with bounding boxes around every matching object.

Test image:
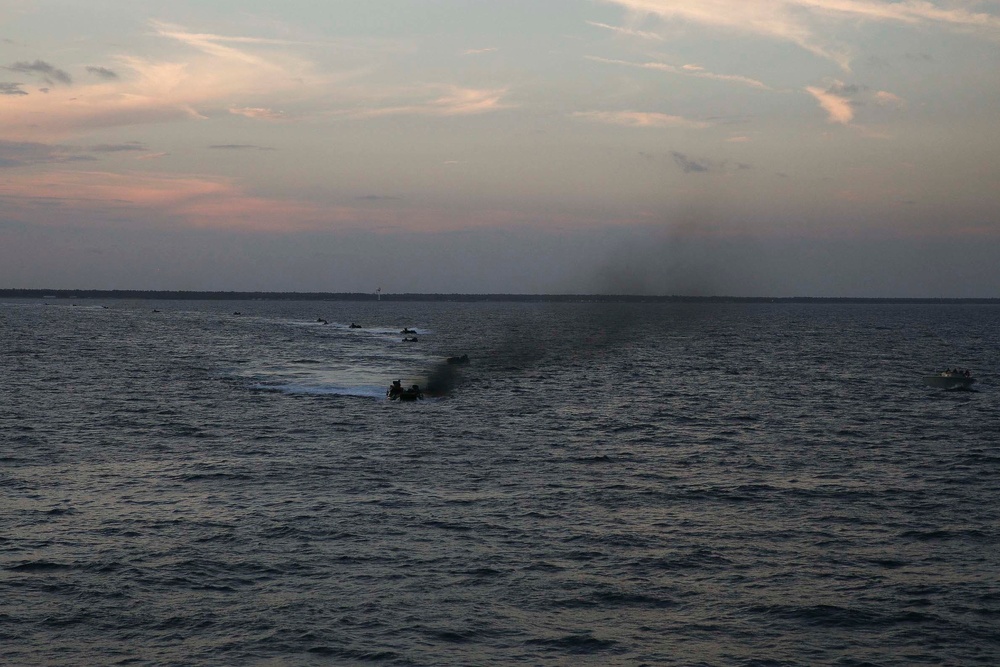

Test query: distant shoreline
[1,289,998,304]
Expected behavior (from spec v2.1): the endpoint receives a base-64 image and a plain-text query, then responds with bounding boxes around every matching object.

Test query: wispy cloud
[587,55,770,90]
[573,110,709,129]
[344,85,512,119]
[0,140,93,168]
[600,0,1000,69]
[0,19,510,142]
[670,151,751,174]
[356,194,401,201]
[800,0,1000,28]
[86,66,118,80]
[463,47,498,55]
[587,20,663,40]
[0,21,322,142]
[429,86,510,115]
[4,60,72,85]
[0,66,205,142]
[672,151,712,173]
[229,106,286,120]
[0,170,327,232]
[148,20,297,70]
[0,82,28,95]
[0,139,164,167]
[209,144,275,150]
[874,90,906,108]
[639,148,749,173]
[0,169,504,233]
[806,84,855,124]
[806,79,906,124]
[89,142,148,153]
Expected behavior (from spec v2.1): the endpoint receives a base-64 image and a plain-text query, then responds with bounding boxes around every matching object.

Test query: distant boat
[923,371,976,390]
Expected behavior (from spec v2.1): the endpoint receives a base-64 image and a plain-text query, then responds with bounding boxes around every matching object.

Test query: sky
[2,0,999,297]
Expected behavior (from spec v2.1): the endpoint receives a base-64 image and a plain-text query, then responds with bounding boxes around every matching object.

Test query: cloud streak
[1,82,28,95]
[671,151,711,173]
[806,79,907,124]
[573,110,709,129]
[341,85,512,119]
[148,20,297,70]
[89,142,148,153]
[600,0,1000,69]
[209,144,274,150]
[0,21,322,142]
[806,85,854,124]
[587,20,663,40]
[587,55,770,89]
[0,20,512,143]
[86,66,119,80]
[668,151,750,174]
[229,106,287,120]
[0,168,581,234]
[0,141,92,168]
[0,170,339,232]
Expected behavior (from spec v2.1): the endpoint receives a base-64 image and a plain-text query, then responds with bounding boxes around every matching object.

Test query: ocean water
[2,298,999,666]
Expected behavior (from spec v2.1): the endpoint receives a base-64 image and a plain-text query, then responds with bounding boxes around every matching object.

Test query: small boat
[390,389,423,401]
[387,381,423,401]
[446,354,469,365]
[923,370,976,390]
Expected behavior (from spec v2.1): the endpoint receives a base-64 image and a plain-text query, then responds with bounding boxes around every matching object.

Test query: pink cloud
[0,22,327,142]
[874,90,906,108]
[573,110,710,129]
[0,81,203,142]
[805,85,854,124]
[0,169,595,234]
[343,85,513,119]
[0,170,342,232]
[229,107,287,120]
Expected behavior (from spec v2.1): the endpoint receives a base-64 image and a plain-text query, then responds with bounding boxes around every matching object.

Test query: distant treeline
[2,289,998,304]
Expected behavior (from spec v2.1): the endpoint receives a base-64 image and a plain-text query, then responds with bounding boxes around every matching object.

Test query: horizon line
[2,289,998,304]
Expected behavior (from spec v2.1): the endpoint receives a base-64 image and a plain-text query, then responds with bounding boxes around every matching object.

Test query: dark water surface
[2,299,999,666]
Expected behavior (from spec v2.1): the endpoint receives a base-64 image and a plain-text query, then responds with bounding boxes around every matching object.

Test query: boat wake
[252,382,387,399]
[236,314,442,400]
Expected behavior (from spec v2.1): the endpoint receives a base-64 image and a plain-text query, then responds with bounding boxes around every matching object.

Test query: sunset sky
[2,0,999,296]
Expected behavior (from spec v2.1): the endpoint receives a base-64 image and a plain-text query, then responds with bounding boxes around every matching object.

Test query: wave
[524,633,618,654]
